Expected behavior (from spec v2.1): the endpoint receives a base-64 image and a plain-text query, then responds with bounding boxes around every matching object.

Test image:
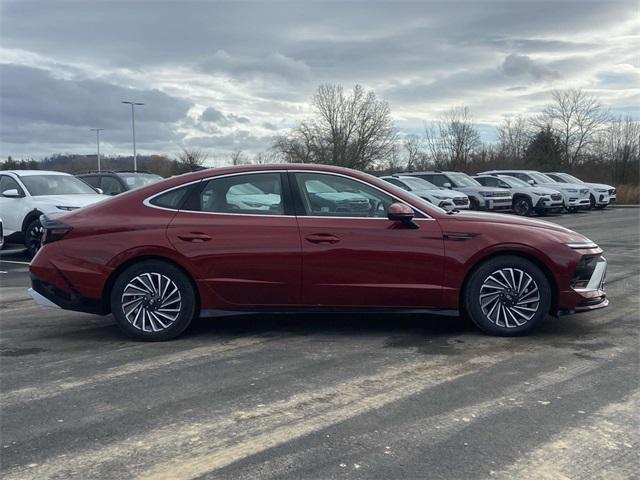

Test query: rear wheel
[464,255,551,336]
[513,197,533,216]
[24,218,44,258]
[110,260,198,341]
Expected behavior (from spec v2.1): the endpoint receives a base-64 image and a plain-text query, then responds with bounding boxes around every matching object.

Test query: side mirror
[527,179,535,185]
[387,202,418,228]
[443,182,452,189]
[2,188,23,198]
[95,188,104,194]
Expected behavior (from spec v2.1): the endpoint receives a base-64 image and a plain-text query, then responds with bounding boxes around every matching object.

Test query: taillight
[40,214,73,245]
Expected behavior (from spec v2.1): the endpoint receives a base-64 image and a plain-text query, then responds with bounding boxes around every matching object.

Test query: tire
[110,260,198,341]
[24,218,44,258]
[566,206,578,213]
[463,255,551,336]
[469,197,481,210]
[589,194,596,210]
[513,197,533,216]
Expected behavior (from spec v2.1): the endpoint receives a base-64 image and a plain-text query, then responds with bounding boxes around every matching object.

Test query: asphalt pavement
[1,208,638,479]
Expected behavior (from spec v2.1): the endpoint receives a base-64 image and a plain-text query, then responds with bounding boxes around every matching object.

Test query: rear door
[291,171,444,308]
[166,172,302,307]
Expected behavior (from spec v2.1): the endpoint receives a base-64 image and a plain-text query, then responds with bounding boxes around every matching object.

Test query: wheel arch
[22,209,43,233]
[102,255,201,315]
[459,249,559,316]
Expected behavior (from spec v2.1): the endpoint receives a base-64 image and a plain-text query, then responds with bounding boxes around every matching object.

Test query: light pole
[90,128,104,171]
[121,101,144,171]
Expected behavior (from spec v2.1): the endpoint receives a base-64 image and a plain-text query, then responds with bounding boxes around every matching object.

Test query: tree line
[3,85,638,186]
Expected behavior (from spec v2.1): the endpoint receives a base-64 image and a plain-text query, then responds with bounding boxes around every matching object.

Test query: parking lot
[1,208,638,479]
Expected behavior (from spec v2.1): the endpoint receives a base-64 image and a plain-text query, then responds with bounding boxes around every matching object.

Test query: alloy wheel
[513,199,531,216]
[479,268,540,328]
[26,223,44,255]
[121,273,182,333]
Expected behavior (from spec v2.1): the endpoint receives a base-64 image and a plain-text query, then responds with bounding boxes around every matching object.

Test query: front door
[166,172,301,308]
[291,172,444,308]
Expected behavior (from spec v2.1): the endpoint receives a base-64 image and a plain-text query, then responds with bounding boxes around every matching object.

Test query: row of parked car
[380,170,616,216]
[0,167,616,257]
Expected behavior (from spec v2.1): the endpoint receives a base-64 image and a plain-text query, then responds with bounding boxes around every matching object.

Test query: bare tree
[230,149,247,166]
[403,134,427,171]
[273,84,396,170]
[177,147,208,171]
[595,115,639,184]
[497,116,530,164]
[424,106,481,170]
[540,89,610,166]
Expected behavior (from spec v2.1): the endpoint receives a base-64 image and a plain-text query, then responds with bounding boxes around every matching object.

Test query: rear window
[149,185,192,209]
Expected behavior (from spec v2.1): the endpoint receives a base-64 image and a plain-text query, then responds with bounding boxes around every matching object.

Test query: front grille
[453,197,469,205]
[551,193,562,201]
[494,191,511,197]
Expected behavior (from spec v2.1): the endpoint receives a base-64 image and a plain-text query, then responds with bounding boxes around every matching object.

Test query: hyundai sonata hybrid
[29,165,608,341]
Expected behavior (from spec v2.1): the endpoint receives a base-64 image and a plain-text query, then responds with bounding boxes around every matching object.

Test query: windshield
[399,177,438,190]
[500,176,530,188]
[560,173,584,184]
[448,173,481,187]
[21,175,98,196]
[529,172,555,184]
[547,174,569,183]
[119,173,163,189]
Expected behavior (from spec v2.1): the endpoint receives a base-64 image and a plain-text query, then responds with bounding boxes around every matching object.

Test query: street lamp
[121,101,144,172]
[90,128,104,172]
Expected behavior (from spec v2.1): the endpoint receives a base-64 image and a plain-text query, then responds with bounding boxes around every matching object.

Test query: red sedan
[29,164,608,340]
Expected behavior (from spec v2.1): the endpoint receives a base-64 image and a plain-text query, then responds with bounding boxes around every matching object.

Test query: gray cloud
[502,54,560,81]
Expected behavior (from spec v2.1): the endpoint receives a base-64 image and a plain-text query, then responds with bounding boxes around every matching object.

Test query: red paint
[30,164,606,316]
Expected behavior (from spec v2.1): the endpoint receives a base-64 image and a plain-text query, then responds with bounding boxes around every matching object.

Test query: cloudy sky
[1,0,638,162]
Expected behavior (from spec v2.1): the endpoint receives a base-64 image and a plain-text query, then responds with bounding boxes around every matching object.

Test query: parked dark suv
[76,171,162,195]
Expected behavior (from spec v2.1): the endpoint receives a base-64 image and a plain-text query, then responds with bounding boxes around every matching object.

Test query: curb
[611,204,640,208]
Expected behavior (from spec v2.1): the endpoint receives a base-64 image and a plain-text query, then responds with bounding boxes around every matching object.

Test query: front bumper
[536,197,564,210]
[482,198,512,211]
[566,197,591,208]
[559,255,608,315]
[594,192,610,206]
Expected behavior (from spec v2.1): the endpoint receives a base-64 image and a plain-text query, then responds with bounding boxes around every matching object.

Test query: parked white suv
[381,175,470,211]
[545,172,615,209]
[473,175,563,216]
[400,171,512,211]
[0,170,109,256]
[479,170,590,212]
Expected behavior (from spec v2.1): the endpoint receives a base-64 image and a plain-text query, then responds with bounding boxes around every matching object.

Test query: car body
[381,175,469,211]
[479,170,590,212]
[0,217,3,249]
[76,170,163,196]
[0,170,109,256]
[29,164,608,341]
[398,171,512,211]
[545,172,615,208]
[473,175,563,216]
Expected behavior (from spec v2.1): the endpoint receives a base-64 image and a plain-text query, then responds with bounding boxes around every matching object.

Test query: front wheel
[25,218,44,258]
[110,260,198,341]
[464,255,551,336]
[513,197,533,216]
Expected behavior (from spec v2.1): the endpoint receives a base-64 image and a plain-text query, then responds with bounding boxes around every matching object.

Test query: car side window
[150,185,192,209]
[0,175,23,196]
[295,173,394,218]
[511,173,529,182]
[80,176,101,188]
[385,178,409,190]
[483,177,498,187]
[101,176,124,195]
[421,174,446,187]
[186,173,284,215]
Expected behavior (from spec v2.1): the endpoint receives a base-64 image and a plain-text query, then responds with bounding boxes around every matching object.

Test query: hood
[456,186,505,194]
[451,210,576,234]
[586,182,613,190]
[526,186,562,195]
[413,188,466,198]
[538,182,586,191]
[31,194,110,212]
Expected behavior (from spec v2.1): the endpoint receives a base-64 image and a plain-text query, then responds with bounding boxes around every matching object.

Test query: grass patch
[616,185,640,204]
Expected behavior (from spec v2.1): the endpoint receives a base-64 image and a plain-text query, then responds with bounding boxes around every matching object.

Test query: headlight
[566,242,598,249]
[56,206,79,211]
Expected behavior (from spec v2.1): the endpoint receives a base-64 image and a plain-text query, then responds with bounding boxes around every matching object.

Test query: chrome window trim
[143,169,435,220]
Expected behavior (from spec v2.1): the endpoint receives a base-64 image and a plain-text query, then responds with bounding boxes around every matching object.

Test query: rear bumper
[558,256,608,315]
[30,273,107,315]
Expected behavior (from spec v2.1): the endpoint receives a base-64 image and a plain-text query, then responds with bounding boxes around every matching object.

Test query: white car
[479,170,590,213]
[474,175,563,216]
[0,170,109,256]
[0,217,3,248]
[381,175,470,211]
[545,172,615,209]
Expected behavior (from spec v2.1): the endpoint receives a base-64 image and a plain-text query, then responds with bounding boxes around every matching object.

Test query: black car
[76,170,162,195]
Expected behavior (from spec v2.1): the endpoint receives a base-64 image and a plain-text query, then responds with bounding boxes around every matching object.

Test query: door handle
[177,232,212,242]
[305,233,340,244]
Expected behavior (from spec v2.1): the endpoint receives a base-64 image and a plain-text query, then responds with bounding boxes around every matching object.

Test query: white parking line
[0,260,30,265]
